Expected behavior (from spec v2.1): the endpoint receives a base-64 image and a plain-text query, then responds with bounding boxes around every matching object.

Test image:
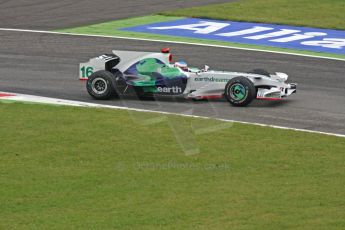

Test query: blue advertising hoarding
[121,18,345,55]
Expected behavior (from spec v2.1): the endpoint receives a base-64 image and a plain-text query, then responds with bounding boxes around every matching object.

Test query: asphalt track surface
[0,0,231,30]
[0,0,344,135]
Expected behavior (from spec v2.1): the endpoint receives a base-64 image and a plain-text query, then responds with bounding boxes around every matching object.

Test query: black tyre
[250,68,270,77]
[86,70,117,100]
[225,77,256,106]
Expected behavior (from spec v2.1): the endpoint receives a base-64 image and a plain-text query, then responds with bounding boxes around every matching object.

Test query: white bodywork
[80,50,296,100]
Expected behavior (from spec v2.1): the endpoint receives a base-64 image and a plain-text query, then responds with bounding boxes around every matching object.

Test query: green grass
[161,0,345,30]
[56,15,345,61]
[1,102,344,229]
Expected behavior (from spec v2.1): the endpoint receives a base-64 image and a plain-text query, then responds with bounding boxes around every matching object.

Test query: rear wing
[79,54,120,80]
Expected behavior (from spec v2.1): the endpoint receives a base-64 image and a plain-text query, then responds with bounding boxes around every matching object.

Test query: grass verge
[161,0,345,30]
[0,102,344,229]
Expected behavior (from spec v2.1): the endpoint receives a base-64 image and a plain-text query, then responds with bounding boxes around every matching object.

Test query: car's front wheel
[86,70,117,100]
[225,77,256,106]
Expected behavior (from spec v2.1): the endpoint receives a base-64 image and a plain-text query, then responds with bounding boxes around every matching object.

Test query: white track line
[0,27,344,61]
[1,91,344,138]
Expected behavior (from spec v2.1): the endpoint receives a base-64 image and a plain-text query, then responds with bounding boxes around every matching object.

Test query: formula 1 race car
[79,48,296,106]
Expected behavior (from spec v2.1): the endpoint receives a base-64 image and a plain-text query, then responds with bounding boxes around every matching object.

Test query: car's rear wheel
[86,70,117,100]
[225,77,256,106]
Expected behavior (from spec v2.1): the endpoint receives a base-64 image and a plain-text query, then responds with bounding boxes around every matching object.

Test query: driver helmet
[174,60,188,72]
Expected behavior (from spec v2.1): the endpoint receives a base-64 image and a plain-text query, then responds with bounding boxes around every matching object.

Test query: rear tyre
[225,77,256,106]
[86,70,117,100]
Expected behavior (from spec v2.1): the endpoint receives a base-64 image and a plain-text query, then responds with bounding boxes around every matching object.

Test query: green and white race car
[80,48,296,106]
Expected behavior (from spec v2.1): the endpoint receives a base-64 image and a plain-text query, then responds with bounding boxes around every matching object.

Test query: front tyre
[225,77,256,106]
[86,70,117,100]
